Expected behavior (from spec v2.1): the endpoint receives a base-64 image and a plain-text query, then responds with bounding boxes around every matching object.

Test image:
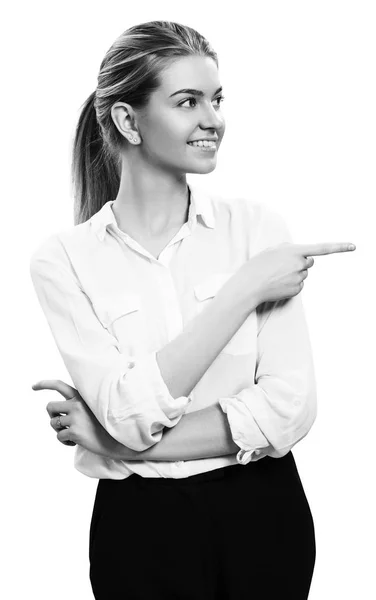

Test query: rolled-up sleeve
[218,204,317,464]
[30,236,192,452]
[219,293,317,464]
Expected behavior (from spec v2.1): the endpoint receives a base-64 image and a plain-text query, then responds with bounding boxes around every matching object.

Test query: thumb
[31,379,78,400]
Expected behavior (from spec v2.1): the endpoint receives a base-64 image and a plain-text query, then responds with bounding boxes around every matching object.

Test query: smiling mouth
[187,141,217,152]
[187,140,217,148]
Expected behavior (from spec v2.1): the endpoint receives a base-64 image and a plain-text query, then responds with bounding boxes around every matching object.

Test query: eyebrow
[169,86,223,98]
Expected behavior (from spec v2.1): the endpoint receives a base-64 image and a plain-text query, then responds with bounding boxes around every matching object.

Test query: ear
[111,102,139,142]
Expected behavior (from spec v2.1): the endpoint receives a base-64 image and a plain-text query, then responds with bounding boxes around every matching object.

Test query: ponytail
[71,91,120,225]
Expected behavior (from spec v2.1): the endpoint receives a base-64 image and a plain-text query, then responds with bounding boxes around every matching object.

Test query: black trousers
[89,451,316,599]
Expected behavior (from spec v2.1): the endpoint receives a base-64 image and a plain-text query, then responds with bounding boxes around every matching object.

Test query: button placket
[158,268,184,342]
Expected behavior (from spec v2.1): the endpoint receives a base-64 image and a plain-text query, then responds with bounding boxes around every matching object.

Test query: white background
[2,1,375,598]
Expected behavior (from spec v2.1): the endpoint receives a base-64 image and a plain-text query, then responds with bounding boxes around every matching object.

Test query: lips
[187,143,217,153]
[187,140,218,148]
[187,139,218,143]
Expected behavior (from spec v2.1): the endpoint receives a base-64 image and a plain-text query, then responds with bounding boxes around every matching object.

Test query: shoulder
[203,187,289,231]
[198,186,256,218]
[29,221,93,276]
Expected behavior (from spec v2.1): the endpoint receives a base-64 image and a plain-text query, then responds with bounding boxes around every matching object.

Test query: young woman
[30,20,356,599]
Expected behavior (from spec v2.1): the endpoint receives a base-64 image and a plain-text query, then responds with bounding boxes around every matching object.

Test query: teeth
[188,140,216,147]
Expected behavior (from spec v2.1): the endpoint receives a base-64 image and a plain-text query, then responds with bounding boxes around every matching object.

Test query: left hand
[32,379,129,459]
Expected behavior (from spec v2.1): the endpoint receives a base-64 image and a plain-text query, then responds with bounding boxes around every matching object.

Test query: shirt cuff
[218,395,270,465]
[133,350,193,420]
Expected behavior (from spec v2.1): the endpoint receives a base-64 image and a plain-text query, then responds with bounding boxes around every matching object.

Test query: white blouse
[30,181,317,479]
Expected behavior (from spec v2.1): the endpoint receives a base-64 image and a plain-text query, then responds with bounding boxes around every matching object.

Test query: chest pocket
[93,292,146,354]
[194,273,257,356]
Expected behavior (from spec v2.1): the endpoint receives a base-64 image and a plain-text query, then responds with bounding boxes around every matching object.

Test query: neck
[112,158,190,238]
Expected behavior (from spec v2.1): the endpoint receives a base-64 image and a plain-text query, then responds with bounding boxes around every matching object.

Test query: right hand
[244,241,356,305]
[32,379,137,459]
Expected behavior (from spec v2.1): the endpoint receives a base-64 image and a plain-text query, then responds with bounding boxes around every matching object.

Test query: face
[134,55,226,175]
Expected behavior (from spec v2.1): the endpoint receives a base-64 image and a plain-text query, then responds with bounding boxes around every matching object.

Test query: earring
[129,135,138,143]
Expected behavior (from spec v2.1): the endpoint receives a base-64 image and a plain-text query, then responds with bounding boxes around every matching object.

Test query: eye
[178,95,225,109]
[178,97,198,108]
[213,95,225,109]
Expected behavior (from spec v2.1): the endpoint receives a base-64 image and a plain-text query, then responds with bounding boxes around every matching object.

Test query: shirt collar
[89,182,215,242]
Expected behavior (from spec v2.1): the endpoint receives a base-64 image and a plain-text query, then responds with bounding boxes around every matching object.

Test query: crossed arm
[35,290,316,465]
[134,402,240,461]
[35,379,240,462]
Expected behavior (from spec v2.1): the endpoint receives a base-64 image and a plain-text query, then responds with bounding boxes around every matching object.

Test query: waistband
[99,452,293,488]
[128,453,283,486]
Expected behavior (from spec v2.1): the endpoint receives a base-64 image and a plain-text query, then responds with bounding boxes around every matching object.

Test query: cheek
[159,111,193,144]
[218,117,226,139]
[148,112,184,144]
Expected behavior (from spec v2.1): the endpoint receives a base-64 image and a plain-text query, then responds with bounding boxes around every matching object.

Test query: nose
[199,102,224,132]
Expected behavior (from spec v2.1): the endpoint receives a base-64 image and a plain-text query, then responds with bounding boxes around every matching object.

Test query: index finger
[294,243,356,257]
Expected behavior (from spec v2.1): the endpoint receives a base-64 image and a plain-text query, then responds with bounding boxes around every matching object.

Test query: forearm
[112,403,240,461]
[156,266,258,399]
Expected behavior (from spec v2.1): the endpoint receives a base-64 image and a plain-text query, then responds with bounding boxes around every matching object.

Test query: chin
[196,164,217,175]
[188,161,218,175]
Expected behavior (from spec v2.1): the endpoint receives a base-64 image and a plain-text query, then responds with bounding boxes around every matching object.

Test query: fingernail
[348,244,356,251]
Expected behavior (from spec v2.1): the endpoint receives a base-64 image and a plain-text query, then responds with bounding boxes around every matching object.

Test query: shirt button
[255,449,261,456]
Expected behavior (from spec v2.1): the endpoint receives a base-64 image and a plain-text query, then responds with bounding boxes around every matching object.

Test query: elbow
[78,372,168,452]
[291,385,317,441]
[279,387,318,455]
[77,358,189,452]
[98,362,189,451]
[295,384,317,430]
